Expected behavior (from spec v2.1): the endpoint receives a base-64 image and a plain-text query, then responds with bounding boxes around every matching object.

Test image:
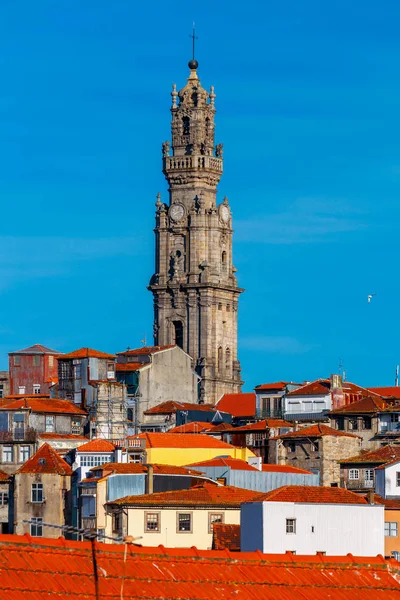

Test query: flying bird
[367,294,377,303]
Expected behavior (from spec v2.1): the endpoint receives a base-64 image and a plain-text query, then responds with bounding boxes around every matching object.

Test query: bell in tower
[148,56,244,404]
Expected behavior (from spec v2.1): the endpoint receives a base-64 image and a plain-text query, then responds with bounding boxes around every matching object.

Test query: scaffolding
[89,381,135,445]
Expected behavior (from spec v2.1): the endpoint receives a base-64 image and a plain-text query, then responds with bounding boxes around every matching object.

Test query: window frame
[176,512,192,533]
[30,517,43,537]
[3,446,13,463]
[33,384,41,394]
[349,469,359,480]
[208,512,224,534]
[286,518,296,534]
[0,492,8,506]
[396,472,400,488]
[31,482,44,503]
[385,522,398,537]
[45,415,55,433]
[364,469,374,482]
[144,511,160,533]
[20,446,31,463]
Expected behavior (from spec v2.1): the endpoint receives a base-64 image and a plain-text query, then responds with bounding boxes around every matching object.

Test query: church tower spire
[148,59,244,404]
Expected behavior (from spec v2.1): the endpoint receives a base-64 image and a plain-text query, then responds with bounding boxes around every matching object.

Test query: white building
[376,458,400,499]
[241,485,384,556]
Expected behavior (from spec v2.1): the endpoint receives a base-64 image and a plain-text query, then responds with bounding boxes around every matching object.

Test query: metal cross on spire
[190,22,198,61]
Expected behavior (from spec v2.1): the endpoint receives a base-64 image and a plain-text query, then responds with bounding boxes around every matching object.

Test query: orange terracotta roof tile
[375,456,400,470]
[212,523,241,551]
[272,423,359,440]
[44,376,58,384]
[109,482,265,507]
[206,422,233,432]
[286,379,331,396]
[131,432,237,449]
[368,386,400,399]
[115,362,147,372]
[186,457,259,471]
[0,397,87,415]
[168,421,212,434]
[144,400,217,415]
[0,535,397,598]
[89,463,204,476]
[77,439,116,453]
[225,419,292,433]
[60,347,116,360]
[261,464,313,474]
[216,393,256,417]
[369,494,400,509]
[340,445,400,465]
[254,485,368,505]
[0,469,11,482]
[117,345,176,356]
[17,443,72,475]
[255,381,297,391]
[329,395,386,414]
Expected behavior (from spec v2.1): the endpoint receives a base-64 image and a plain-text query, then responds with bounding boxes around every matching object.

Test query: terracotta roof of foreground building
[0,397,87,415]
[131,432,237,449]
[109,482,265,507]
[212,523,241,551]
[77,439,115,453]
[60,347,116,360]
[0,535,398,599]
[340,445,400,464]
[271,423,360,440]
[254,485,368,505]
[367,494,400,509]
[17,443,72,475]
[216,392,256,417]
[167,421,212,433]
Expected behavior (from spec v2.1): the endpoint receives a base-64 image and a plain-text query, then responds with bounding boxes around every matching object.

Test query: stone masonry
[148,59,244,404]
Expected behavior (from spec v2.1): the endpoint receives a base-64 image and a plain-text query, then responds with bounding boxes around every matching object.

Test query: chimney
[367,490,374,505]
[146,464,154,495]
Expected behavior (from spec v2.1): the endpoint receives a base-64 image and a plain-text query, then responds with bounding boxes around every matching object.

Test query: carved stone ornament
[219,204,229,223]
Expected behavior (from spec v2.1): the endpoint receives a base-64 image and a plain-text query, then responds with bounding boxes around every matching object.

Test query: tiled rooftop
[369,494,400,509]
[88,463,204,477]
[368,386,400,399]
[77,439,115,453]
[340,445,400,465]
[0,469,11,482]
[109,482,265,507]
[212,523,241,551]
[225,419,292,433]
[17,443,72,475]
[115,362,147,372]
[167,421,212,434]
[186,457,259,471]
[117,345,176,356]
[60,347,116,360]
[261,464,313,474]
[0,397,87,415]
[255,485,369,505]
[255,381,296,391]
[272,423,359,440]
[144,400,217,415]
[0,535,398,598]
[132,432,237,449]
[39,433,88,440]
[329,395,386,414]
[9,344,62,355]
[216,392,256,417]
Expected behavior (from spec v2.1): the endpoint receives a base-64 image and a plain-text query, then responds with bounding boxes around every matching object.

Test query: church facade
[148,59,244,404]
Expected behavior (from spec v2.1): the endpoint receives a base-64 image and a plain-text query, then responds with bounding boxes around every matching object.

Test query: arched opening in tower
[173,321,184,349]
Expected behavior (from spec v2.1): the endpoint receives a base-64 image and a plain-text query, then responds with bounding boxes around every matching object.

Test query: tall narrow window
[30,518,43,537]
[31,483,44,503]
[225,347,231,377]
[173,321,183,349]
[182,117,190,135]
[218,346,223,374]
[33,355,40,367]
[45,416,55,433]
[221,251,227,272]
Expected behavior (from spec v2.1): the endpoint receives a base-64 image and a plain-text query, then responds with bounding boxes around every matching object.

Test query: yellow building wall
[145,446,255,467]
[385,508,400,557]
[107,507,240,549]
[96,479,108,529]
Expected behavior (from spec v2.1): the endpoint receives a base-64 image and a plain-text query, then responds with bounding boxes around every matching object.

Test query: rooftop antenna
[141,334,147,347]
[189,22,198,61]
[396,365,399,387]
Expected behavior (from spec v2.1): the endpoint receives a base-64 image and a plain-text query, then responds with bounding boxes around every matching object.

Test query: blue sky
[0,0,399,389]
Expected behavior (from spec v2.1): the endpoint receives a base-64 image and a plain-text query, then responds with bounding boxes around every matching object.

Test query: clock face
[220,205,230,223]
[170,204,185,222]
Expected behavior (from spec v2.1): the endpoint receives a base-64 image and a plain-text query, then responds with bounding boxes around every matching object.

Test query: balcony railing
[256,409,283,419]
[0,427,37,442]
[284,411,329,422]
[343,479,374,490]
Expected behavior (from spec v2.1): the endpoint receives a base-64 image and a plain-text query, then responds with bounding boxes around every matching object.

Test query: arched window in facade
[218,346,223,374]
[221,251,227,272]
[173,321,184,349]
[225,347,231,377]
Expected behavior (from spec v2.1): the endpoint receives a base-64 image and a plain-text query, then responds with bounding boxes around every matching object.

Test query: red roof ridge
[77,438,116,453]
[131,432,237,449]
[253,485,369,505]
[17,443,72,475]
[60,347,116,360]
[272,423,360,440]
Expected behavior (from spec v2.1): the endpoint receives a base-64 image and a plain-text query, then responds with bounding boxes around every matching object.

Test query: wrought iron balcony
[256,409,283,419]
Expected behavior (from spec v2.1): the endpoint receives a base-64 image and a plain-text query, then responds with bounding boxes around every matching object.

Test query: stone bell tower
[148,58,244,404]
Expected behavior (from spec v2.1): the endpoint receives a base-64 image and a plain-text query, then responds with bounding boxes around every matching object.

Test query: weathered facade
[269,424,362,486]
[13,443,72,538]
[0,372,10,399]
[8,344,62,396]
[148,60,243,404]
